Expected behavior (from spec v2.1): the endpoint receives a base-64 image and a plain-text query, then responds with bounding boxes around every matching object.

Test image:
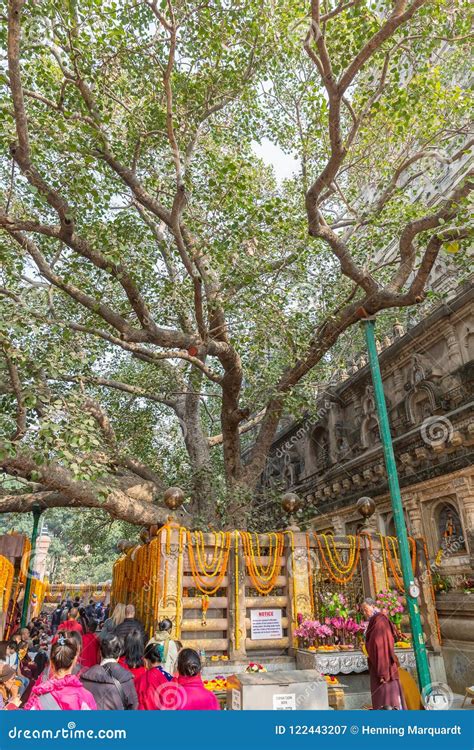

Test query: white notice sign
[250,608,283,640]
[273,693,296,710]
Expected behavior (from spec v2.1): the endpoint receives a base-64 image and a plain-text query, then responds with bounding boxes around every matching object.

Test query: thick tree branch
[1,345,27,441]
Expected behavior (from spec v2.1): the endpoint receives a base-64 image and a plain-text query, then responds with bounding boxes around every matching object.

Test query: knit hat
[0,664,16,683]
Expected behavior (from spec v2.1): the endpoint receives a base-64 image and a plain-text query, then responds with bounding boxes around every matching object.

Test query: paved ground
[451,694,474,710]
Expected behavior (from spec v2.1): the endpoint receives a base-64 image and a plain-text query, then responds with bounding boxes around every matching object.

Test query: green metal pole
[20,505,43,628]
[362,318,432,694]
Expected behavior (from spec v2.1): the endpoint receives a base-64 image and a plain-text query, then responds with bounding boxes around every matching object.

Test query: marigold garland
[384,536,417,592]
[364,533,379,592]
[306,533,315,615]
[234,531,240,651]
[323,534,359,575]
[378,533,390,588]
[0,556,14,614]
[240,531,284,595]
[186,530,231,595]
[314,533,360,584]
[194,531,228,578]
[285,530,298,636]
[176,528,184,638]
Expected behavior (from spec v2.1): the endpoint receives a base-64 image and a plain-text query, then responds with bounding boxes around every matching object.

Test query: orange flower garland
[234,531,240,650]
[364,533,379,591]
[0,555,14,614]
[306,533,315,614]
[384,536,417,592]
[186,530,232,595]
[240,531,284,595]
[314,533,360,584]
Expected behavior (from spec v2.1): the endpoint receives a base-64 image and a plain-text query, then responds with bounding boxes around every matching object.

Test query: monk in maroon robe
[362,598,407,710]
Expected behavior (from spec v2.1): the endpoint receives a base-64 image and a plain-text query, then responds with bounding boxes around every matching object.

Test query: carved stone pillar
[446,326,463,369]
[156,522,183,639]
[285,531,313,650]
[406,500,424,538]
[392,366,404,402]
[458,492,474,569]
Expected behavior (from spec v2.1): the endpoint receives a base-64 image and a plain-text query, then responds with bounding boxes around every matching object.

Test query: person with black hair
[77,607,90,635]
[172,648,220,710]
[135,642,172,710]
[80,633,138,710]
[24,633,96,710]
[147,617,179,675]
[33,637,49,678]
[118,629,146,684]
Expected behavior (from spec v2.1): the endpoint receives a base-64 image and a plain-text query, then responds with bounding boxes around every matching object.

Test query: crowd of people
[0,600,219,711]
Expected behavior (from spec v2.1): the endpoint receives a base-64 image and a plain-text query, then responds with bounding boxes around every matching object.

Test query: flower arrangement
[294,619,333,648]
[295,614,366,650]
[432,571,452,593]
[246,662,267,673]
[320,592,348,619]
[376,589,404,626]
[204,676,227,692]
[323,674,340,685]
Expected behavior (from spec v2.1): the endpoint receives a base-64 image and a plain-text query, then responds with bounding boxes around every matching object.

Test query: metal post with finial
[163,486,185,525]
[282,492,303,531]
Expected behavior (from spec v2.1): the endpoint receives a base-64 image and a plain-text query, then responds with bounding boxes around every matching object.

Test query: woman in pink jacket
[171,649,220,711]
[24,633,96,711]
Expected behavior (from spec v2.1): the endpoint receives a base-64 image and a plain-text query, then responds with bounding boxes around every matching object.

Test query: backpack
[37,693,61,710]
[37,692,92,711]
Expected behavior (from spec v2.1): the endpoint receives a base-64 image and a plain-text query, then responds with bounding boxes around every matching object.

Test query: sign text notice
[250,609,283,640]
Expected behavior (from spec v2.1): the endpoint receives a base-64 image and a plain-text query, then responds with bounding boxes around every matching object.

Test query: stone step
[203,656,296,677]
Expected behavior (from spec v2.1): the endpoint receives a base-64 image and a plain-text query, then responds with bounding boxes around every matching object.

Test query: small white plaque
[273,693,296,710]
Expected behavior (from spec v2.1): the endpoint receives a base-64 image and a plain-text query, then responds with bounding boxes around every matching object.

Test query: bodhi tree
[0,0,472,529]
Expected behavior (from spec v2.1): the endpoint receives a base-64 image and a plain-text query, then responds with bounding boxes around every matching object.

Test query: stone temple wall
[257,283,474,692]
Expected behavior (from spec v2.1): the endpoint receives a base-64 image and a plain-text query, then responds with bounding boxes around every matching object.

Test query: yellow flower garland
[194,531,228,578]
[234,531,240,651]
[378,533,390,588]
[314,533,360,584]
[0,556,14,614]
[323,534,359,575]
[240,531,284,595]
[285,530,298,636]
[186,529,231,595]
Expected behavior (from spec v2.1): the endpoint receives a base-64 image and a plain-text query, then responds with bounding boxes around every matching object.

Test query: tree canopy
[1,0,472,530]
